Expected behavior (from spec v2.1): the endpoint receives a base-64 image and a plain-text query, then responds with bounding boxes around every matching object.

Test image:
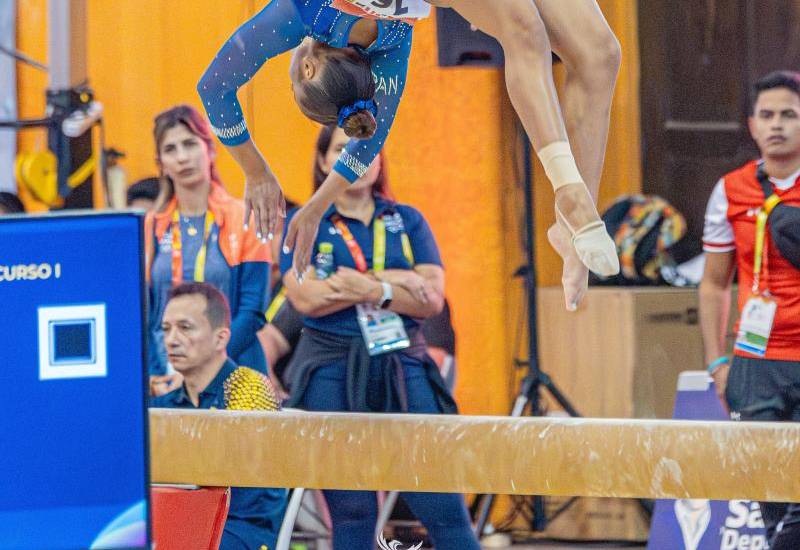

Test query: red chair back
[151,486,230,550]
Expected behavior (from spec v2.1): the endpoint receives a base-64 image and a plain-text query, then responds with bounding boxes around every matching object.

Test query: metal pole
[48,0,87,90]
[519,124,548,532]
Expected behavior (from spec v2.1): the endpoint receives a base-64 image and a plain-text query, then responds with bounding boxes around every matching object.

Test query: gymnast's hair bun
[342,109,377,140]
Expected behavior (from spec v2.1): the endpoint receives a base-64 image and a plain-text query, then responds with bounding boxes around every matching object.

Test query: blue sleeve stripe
[333,162,360,184]
[218,128,252,147]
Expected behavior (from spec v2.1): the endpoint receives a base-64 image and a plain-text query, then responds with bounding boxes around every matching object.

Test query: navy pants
[301,361,481,550]
[726,356,800,549]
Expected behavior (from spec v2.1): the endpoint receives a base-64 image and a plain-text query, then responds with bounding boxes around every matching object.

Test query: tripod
[472,122,581,537]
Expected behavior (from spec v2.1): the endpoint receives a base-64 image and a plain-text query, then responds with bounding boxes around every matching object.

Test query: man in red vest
[700,71,800,549]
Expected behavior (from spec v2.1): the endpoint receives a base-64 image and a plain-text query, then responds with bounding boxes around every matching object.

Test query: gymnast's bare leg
[535,0,621,310]
[427,0,621,310]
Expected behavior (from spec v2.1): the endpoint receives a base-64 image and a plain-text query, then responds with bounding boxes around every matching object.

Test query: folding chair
[151,485,230,550]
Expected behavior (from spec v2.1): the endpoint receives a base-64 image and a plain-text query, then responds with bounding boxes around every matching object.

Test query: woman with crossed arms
[279,124,480,549]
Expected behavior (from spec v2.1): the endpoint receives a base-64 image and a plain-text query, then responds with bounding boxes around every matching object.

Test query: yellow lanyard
[752,193,782,293]
[265,286,287,322]
[171,210,215,286]
[332,213,415,273]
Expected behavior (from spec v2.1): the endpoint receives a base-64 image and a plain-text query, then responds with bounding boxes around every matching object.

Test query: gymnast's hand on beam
[243,166,285,243]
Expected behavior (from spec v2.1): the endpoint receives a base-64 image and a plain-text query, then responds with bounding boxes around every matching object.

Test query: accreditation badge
[356,303,410,356]
[734,295,777,357]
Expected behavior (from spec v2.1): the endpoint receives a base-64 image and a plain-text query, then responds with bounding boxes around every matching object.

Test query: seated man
[0,191,25,214]
[151,281,287,550]
[126,177,160,211]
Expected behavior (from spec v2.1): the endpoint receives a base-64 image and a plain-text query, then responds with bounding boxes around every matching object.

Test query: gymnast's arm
[286,27,415,272]
[332,28,414,184]
[197,0,306,235]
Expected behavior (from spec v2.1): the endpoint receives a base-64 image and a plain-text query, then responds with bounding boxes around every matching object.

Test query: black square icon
[50,320,95,364]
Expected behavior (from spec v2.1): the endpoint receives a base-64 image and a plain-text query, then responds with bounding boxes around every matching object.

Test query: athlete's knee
[496,2,550,58]
[593,31,622,77]
[570,30,621,89]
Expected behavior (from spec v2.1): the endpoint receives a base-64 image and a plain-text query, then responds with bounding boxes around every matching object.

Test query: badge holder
[735,207,776,357]
[356,303,410,356]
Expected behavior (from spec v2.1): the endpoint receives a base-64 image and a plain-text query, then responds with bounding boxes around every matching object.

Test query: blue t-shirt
[280,197,442,336]
[197,0,413,182]
[151,359,287,550]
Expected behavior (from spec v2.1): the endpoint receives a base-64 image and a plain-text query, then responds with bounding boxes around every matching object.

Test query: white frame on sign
[38,303,108,380]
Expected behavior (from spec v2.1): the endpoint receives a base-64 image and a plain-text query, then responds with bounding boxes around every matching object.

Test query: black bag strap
[756,162,779,202]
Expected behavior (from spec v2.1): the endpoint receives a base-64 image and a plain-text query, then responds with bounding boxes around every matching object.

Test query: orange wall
[17,1,640,417]
[16,0,49,211]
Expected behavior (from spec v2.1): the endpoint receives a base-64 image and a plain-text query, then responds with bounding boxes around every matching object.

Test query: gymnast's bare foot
[547,221,589,312]
[554,183,619,278]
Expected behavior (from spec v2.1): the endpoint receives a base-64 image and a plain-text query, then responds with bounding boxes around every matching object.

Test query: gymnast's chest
[331,0,430,20]
[301,1,410,49]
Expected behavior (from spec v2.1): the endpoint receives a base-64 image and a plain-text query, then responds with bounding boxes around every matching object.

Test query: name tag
[735,295,777,357]
[332,0,431,20]
[356,303,410,356]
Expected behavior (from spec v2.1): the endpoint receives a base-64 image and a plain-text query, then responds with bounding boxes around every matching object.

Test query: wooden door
[639,1,800,251]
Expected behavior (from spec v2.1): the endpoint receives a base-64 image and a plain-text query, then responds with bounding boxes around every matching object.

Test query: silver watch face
[382,281,393,302]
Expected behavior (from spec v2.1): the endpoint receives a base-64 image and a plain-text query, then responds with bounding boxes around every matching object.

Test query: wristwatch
[378,281,393,309]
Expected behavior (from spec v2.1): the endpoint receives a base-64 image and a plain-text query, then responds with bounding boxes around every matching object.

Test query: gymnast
[199,0,621,310]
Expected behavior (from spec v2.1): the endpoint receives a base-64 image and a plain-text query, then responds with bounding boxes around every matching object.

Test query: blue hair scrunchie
[337,99,378,129]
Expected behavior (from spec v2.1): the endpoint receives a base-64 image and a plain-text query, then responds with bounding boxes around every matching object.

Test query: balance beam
[149,409,800,502]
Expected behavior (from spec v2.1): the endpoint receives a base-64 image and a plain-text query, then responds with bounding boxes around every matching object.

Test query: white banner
[0,0,17,193]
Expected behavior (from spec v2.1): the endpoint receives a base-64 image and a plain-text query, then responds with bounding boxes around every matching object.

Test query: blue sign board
[648,372,767,550]
[0,212,150,549]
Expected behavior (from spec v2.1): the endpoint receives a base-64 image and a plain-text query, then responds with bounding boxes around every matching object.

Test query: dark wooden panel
[749,2,800,76]
[663,0,747,122]
[664,150,753,245]
[638,0,799,250]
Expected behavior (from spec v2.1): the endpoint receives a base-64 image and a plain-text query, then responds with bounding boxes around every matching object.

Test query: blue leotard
[198,0,413,182]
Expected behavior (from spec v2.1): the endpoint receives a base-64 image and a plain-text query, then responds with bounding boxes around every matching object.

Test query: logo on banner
[721,500,767,550]
[647,372,768,550]
[675,499,711,550]
[377,532,422,550]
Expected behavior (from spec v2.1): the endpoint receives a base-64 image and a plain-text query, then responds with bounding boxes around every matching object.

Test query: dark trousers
[301,362,481,550]
[726,355,800,549]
